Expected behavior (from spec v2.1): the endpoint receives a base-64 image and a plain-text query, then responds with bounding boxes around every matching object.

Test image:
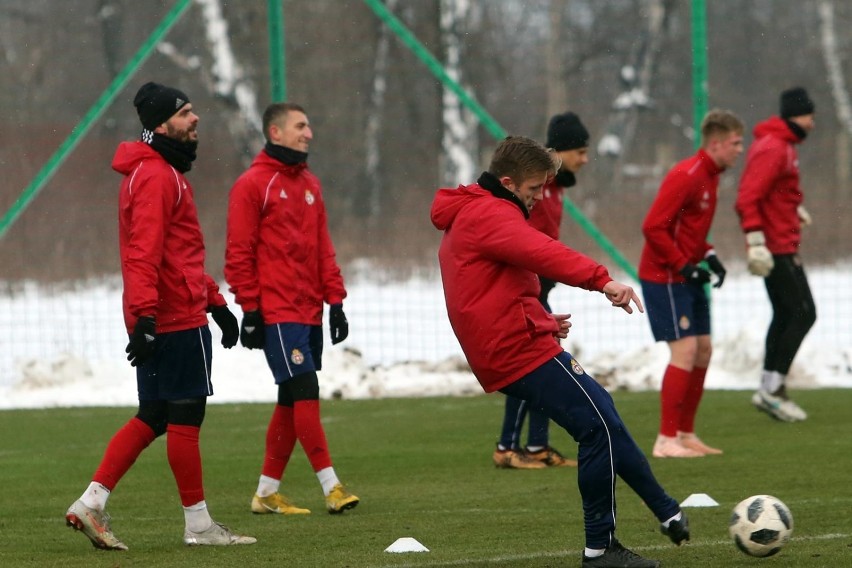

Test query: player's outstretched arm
[602,281,644,314]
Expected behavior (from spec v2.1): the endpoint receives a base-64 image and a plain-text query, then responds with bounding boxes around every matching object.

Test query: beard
[165,123,199,149]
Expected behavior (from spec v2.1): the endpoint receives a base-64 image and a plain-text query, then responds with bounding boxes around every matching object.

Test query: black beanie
[133,82,190,130]
[779,87,815,119]
[546,112,590,151]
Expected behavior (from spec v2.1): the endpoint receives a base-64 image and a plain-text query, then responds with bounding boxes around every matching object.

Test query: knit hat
[779,87,815,119]
[133,82,190,130]
[546,112,590,151]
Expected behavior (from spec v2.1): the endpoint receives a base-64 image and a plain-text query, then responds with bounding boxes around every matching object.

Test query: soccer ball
[729,495,794,557]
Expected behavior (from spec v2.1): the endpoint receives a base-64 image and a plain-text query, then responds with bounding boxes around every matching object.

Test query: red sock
[261,404,297,480]
[166,424,204,506]
[660,365,691,437]
[679,366,708,433]
[93,417,156,490]
[293,400,333,472]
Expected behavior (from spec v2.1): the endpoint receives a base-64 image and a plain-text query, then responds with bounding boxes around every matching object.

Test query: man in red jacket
[735,87,817,422]
[639,109,744,458]
[65,82,254,550]
[493,112,589,470]
[225,102,358,516]
[432,136,688,568]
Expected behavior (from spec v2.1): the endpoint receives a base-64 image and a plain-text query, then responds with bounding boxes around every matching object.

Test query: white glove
[746,231,774,277]
[797,204,812,227]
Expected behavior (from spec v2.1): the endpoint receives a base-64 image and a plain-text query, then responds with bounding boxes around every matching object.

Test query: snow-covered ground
[2,263,852,409]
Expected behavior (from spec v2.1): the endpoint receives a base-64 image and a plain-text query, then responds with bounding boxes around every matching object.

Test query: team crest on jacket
[305,190,315,205]
[570,358,584,375]
[291,348,305,365]
[679,315,691,330]
[279,188,287,199]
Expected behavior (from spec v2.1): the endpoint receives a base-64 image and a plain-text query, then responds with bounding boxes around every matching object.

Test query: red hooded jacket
[114,141,225,334]
[639,149,721,283]
[225,150,346,325]
[735,116,804,254]
[431,179,613,392]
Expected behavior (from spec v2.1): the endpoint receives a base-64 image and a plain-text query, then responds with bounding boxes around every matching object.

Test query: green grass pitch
[1,389,851,567]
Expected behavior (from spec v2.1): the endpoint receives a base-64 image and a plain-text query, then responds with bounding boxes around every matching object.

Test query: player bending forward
[431,136,688,568]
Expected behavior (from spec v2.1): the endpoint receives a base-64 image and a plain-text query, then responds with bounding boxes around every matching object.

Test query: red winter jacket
[735,116,804,254]
[430,178,612,392]
[114,141,225,334]
[225,150,346,325]
[528,178,563,239]
[639,149,721,283]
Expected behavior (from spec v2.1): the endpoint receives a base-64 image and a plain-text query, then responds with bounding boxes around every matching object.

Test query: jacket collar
[476,172,530,219]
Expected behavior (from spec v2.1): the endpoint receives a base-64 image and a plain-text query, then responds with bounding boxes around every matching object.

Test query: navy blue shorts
[136,325,213,401]
[641,280,711,342]
[264,323,324,383]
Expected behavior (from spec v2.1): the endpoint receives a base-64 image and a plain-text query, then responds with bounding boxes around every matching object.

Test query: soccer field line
[374,532,852,567]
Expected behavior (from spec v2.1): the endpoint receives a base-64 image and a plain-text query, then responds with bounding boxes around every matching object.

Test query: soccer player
[639,109,745,458]
[493,111,589,470]
[225,102,359,516]
[65,82,255,549]
[432,136,688,568]
[735,87,817,422]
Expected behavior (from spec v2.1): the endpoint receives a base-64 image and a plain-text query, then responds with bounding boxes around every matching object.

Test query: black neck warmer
[143,129,197,173]
[554,169,577,188]
[476,171,529,219]
[784,119,808,141]
[264,142,308,165]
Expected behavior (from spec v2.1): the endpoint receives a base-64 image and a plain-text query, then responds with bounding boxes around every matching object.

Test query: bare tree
[818,0,852,193]
[439,0,479,187]
[597,0,674,189]
[362,0,399,222]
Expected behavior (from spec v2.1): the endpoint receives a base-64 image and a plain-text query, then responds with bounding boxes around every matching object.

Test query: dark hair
[488,136,556,184]
[262,102,306,141]
[700,109,744,146]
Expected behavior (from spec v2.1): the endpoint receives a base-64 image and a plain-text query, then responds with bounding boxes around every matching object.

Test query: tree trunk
[440,0,478,187]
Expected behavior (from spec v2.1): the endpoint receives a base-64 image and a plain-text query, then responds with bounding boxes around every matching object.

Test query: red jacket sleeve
[641,169,692,271]
[123,170,172,318]
[315,190,347,305]
[736,142,785,233]
[224,175,263,311]
[205,274,226,307]
[477,204,612,292]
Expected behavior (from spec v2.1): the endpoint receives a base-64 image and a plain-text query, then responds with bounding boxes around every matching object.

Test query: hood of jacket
[111,141,162,176]
[753,116,802,145]
[431,172,528,231]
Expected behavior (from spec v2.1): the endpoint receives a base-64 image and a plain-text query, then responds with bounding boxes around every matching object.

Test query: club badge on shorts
[679,315,691,330]
[291,348,305,365]
[305,189,315,205]
[570,358,584,375]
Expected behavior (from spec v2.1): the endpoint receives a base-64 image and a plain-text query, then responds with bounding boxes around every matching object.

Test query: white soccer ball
[729,495,794,557]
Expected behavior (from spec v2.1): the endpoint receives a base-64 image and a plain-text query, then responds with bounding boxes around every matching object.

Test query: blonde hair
[488,136,556,184]
[700,109,744,147]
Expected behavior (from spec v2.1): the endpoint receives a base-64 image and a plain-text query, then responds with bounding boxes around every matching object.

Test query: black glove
[329,304,349,345]
[126,316,156,367]
[705,254,726,289]
[209,305,239,348]
[679,263,711,286]
[240,310,265,349]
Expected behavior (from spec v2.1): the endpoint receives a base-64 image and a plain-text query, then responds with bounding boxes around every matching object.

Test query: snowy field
[2,262,852,409]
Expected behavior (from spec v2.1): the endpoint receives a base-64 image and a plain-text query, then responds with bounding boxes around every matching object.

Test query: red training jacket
[431,182,612,392]
[225,150,346,325]
[639,149,721,284]
[114,141,225,334]
[528,178,563,239]
[735,116,804,255]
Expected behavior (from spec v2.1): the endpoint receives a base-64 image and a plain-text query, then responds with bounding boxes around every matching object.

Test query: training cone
[681,493,719,507]
[384,537,430,553]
